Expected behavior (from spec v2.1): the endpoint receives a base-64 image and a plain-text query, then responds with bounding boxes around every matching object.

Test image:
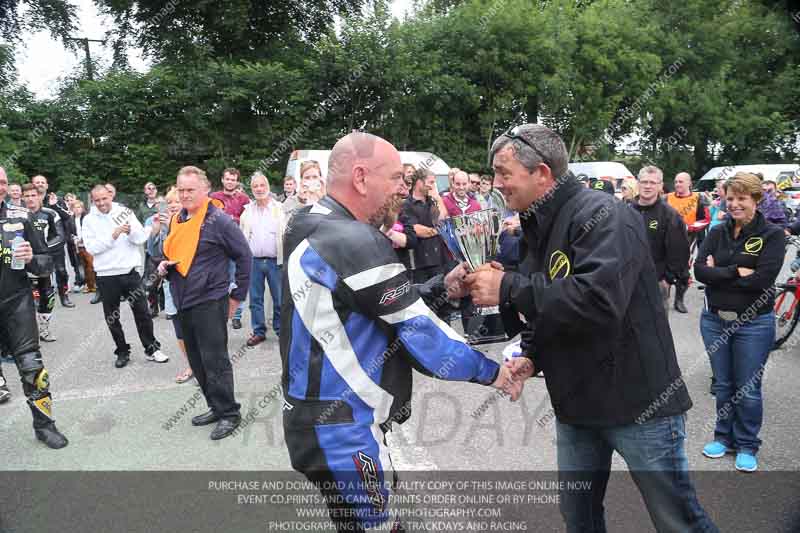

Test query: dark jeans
[96,269,160,357]
[556,415,717,533]
[249,257,281,337]
[67,240,84,286]
[53,253,69,292]
[178,296,240,419]
[227,260,245,320]
[700,310,773,455]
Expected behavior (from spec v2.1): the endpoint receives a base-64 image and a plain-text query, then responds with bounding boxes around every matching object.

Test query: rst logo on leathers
[379,281,410,305]
[352,450,386,512]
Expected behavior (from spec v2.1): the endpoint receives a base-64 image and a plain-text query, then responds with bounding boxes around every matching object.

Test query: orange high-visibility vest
[666,192,700,225]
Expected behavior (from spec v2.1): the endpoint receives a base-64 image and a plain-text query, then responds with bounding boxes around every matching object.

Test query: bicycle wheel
[774,286,800,349]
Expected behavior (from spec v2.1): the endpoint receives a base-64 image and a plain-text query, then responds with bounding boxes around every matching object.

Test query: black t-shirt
[400,197,444,270]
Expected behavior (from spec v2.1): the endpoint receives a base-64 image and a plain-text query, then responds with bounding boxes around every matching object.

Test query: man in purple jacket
[159,166,252,440]
[758,178,787,227]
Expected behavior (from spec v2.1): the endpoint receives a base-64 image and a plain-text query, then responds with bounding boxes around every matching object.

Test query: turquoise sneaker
[702,441,733,458]
[735,453,758,472]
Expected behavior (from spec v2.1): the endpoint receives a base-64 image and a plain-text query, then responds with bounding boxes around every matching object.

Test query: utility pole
[65,37,106,80]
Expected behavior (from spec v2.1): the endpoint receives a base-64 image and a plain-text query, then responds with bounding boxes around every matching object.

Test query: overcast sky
[15,0,414,99]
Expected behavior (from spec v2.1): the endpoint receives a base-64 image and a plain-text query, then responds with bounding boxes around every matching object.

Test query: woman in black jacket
[695,172,784,473]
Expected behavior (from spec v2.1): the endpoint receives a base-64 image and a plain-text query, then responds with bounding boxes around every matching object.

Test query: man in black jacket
[465,124,717,533]
[0,168,69,448]
[31,175,75,308]
[22,184,65,342]
[631,166,690,311]
[401,170,446,284]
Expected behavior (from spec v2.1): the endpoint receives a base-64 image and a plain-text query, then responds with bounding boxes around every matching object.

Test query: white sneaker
[37,313,56,343]
[146,350,169,363]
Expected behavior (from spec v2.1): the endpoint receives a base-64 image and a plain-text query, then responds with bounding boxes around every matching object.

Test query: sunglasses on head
[488,124,550,169]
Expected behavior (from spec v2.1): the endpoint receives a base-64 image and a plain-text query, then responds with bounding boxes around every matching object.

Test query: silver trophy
[437,209,502,272]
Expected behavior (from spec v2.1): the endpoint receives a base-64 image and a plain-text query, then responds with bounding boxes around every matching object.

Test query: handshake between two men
[443,261,536,402]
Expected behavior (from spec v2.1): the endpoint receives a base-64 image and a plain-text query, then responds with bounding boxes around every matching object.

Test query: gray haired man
[464,123,717,532]
[239,172,284,347]
[631,166,690,312]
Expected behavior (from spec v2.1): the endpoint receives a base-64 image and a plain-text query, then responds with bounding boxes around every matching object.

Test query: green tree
[2,0,797,192]
[98,0,364,63]
[639,0,800,177]
[0,0,76,42]
[538,0,664,159]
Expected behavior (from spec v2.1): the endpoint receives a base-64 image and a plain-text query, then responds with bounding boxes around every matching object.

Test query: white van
[568,161,635,192]
[285,149,451,188]
[696,164,800,192]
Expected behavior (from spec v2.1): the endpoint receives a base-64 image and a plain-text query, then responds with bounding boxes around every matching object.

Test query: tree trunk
[568,131,579,160]
[525,92,538,124]
[693,134,709,178]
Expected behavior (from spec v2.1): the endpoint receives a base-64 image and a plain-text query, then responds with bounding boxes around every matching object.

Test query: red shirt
[442,193,482,217]
[209,190,250,223]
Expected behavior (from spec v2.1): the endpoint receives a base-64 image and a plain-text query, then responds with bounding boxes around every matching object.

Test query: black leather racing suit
[281,196,499,532]
[28,207,64,313]
[41,198,71,296]
[0,199,61,430]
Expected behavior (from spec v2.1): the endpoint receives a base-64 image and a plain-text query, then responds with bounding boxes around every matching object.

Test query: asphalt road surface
[1,268,799,532]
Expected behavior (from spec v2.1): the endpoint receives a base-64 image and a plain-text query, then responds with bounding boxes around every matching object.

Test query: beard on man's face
[368,193,403,228]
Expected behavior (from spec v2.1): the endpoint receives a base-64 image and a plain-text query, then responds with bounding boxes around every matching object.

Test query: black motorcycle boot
[29,399,69,449]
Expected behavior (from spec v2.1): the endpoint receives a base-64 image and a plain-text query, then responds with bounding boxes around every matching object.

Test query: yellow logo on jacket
[549,250,571,280]
[745,237,763,254]
[649,220,658,230]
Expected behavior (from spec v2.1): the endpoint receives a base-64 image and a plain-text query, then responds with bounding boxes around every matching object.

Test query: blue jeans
[556,415,717,533]
[700,310,773,455]
[249,257,282,336]
[227,260,245,320]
